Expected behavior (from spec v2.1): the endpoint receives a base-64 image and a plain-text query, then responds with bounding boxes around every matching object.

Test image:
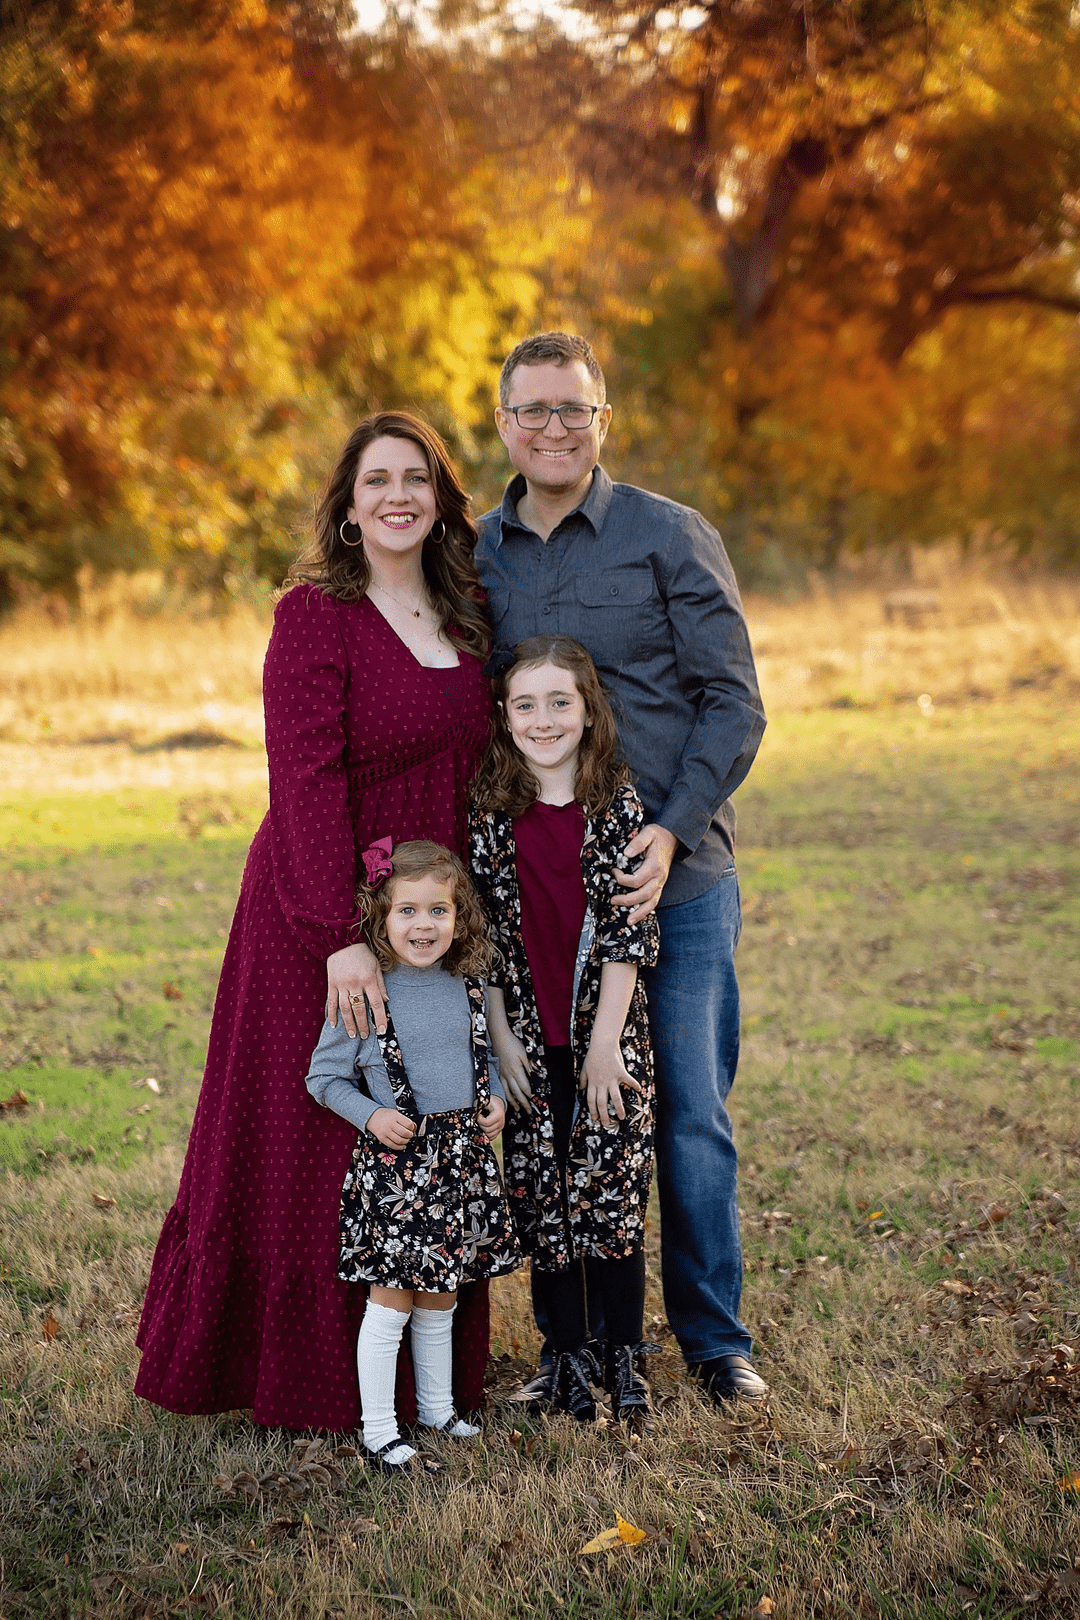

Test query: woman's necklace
[368,580,431,621]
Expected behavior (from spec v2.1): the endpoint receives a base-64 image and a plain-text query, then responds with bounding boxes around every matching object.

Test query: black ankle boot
[604,1342,652,1425]
[551,1346,599,1422]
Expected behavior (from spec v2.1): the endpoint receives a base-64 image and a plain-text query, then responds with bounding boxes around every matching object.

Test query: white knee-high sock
[410,1305,457,1428]
[358,1301,412,1455]
[410,1305,480,1435]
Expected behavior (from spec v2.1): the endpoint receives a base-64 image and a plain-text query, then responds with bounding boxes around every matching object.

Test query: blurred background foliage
[2,0,1079,607]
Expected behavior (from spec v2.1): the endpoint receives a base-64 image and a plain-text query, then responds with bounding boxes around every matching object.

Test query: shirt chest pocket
[573,566,665,667]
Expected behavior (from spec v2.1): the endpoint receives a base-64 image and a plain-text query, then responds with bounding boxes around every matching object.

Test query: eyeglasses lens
[513,405,598,429]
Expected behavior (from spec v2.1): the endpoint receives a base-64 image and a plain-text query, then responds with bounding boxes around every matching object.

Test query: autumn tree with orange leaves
[2,0,1079,600]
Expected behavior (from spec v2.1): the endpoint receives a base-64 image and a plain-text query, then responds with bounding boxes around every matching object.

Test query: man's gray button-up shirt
[475,467,766,909]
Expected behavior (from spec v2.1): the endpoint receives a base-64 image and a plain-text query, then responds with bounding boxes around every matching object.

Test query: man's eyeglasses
[505,403,605,431]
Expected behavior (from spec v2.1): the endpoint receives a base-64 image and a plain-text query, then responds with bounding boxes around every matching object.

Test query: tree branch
[943,286,1080,317]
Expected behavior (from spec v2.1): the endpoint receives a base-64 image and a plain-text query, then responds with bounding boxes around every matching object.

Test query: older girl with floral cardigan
[469,635,659,1425]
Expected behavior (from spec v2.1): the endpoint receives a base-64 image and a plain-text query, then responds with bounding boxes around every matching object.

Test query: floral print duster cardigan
[468,785,660,1273]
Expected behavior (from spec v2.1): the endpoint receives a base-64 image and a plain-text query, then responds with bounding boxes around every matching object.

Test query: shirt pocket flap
[575,567,655,607]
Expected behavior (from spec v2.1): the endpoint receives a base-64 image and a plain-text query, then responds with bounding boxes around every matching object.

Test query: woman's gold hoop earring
[339,519,364,548]
[429,518,446,545]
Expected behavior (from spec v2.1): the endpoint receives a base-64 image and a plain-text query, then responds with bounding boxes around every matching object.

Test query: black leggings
[530,1045,646,1353]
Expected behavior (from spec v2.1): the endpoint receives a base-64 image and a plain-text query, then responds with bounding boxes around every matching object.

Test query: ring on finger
[348,993,363,1004]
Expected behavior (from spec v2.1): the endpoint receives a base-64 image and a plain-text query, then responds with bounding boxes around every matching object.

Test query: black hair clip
[481,647,516,681]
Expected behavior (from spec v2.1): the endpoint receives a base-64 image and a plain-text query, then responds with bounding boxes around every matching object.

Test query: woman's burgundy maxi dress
[135,585,492,1429]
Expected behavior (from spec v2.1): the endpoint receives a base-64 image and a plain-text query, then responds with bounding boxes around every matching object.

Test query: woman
[135,413,493,1430]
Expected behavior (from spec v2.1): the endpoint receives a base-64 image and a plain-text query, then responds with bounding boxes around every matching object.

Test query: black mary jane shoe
[689,1354,768,1405]
[604,1341,655,1426]
[362,1436,418,1475]
[551,1346,600,1423]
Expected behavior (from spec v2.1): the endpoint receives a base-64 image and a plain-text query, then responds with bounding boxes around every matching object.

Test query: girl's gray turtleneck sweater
[304,964,504,1133]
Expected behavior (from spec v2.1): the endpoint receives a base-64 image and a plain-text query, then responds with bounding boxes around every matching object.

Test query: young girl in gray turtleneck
[304,839,520,1474]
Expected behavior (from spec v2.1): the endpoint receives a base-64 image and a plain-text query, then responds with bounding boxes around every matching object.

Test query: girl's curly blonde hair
[358,840,493,978]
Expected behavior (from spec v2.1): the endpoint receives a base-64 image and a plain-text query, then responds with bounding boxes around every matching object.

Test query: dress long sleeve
[263,586,360,960]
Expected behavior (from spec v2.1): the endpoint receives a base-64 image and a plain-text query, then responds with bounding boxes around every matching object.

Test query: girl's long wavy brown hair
[471,636,630,821]
[359,841,494,978]
[289,412,490,660]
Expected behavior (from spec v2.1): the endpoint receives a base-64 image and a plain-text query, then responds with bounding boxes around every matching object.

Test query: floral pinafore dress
[337,979,521,1294]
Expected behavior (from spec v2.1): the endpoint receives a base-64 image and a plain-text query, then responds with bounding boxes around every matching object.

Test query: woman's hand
[326,942,387,1038]
[579,1039,642,1130]
[366,1108,416,1149]
[478,1096,506,1141]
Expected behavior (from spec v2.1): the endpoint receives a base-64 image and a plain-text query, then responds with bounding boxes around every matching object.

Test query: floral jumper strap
[373,975,492,1129]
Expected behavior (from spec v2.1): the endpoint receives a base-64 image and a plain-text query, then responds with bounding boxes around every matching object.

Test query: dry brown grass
[745,569,1080,714]
[2,560,1078,753]
[0,575,268,749]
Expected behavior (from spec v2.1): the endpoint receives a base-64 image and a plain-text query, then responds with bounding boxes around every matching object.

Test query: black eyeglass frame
[503,403,606,431]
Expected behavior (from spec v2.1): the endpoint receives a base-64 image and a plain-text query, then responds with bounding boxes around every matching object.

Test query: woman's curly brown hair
[288,412,490,660]
[471,635,630,820]
[359,841,494,978]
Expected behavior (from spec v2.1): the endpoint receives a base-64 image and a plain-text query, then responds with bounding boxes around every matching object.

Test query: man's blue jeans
[644,867,752,1363]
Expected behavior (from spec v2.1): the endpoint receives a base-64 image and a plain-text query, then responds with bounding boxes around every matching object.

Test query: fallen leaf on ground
[0,1088,30,1111]
[580,1513,647,1554]
[72,1447,93,1472]
[108,1306,139,1329]
[338,1516,378,1535]
[1057,1473,1080,1493]
[42,1310,60,1342]
[162,981,183,1000]
[214,1470,261,1498]
[92,1193,117,1208]
[132,1077,161,1093]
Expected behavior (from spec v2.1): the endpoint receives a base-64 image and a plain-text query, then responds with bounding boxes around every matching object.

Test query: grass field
[1,578,1078,1619]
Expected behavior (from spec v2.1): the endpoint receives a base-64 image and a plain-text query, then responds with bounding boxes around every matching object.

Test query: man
[475,332,768,1403]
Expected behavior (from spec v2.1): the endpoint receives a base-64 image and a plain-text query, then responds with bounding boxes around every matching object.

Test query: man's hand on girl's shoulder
[366,1108,416,1149]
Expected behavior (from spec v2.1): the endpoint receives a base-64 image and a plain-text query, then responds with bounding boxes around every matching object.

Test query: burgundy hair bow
[361,836,394,888]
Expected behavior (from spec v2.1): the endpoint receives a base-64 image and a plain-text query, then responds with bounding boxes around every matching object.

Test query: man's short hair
[499,332,606,407]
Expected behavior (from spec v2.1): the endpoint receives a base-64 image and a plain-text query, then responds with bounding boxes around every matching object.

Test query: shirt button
[543,606,551,615]
[610,587,619,596]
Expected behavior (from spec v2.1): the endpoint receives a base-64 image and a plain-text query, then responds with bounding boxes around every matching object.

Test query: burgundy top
[514,798,587,1046]
[134,588,492,1430]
